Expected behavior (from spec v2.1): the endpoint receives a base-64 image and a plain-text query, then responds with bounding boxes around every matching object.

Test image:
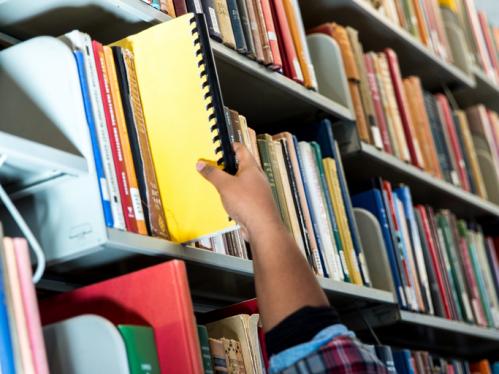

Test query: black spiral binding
[190,13,238,175]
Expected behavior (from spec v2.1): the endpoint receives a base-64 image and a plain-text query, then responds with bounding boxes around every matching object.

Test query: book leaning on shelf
[351,178,499,327]
[309,22,499,203]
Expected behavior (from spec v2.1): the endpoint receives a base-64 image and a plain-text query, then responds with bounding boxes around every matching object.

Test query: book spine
[90,41,126,230]
[200,0,223,41]
[103,46,148,235]
[245,0,265,62]
[122,49,170,239]
[214,0,237,48]
[94,41,138,233]
[259,0,282,69]
[226,0,248,53]
[0,235,16,374]
[173,0,188,15]
[73,50,114,228]
[236,0,256,58]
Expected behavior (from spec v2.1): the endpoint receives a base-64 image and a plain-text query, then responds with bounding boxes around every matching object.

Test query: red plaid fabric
[277,336,388,374]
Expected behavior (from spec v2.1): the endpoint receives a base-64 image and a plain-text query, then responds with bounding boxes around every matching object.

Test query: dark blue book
[351,188,407,308]
[225,0,248,53]
[0,236,15,374]
[374,346,397,373]
[295,119,370,286]
[293,136,329,277]
[73,51,114,228]
[392,349,415,374]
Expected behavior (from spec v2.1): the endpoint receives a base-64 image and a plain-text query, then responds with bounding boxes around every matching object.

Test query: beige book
[272,139,306,254]
[245,0,265,62]
[247,127,262,166]
[377,53,410,162]
[215,0,237,48]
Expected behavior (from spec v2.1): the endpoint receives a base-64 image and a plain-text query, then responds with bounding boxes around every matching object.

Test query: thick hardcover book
[215,0,237,48]
[118,325,161,374]
[259,0,282,68]
[103,46,148,235]
[352,189,407,307]
[199,0,223,41]
[93,41,138,233]
[393,349,416,374]
[385,48,424,168]
[453,111,476,193]
[257,136,282,215]
[226,0,248,53]
[73,49,114,228]
[236,0,256,58]
[112,47,169,239]
[374,346,397,373]
[270,0,303,83]
[114,14,237,242]
[40,261,202,373]
[245,0,264,62]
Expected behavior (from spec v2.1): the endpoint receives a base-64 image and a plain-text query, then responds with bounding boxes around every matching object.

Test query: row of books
[195,117,372,286]
[144,0,318,90]
[353,178,499,327]
[0,228,49,374]
[310,21,499,202]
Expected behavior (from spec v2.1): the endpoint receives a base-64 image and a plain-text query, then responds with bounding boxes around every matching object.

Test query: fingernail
[196,160,206,172]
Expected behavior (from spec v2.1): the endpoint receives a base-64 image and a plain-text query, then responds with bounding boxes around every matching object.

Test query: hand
[196,142,284,240]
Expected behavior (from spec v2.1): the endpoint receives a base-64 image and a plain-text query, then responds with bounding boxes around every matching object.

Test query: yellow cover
[112,14,235,243]
[438,0,457,13]
[323,158,362,285]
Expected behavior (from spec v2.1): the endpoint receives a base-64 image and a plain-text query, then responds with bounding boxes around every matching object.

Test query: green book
[118,325,160,374]
[197,325,214,374]
[310,142,350,283]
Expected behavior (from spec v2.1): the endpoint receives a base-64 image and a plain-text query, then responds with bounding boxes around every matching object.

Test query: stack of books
[310,22,499,201]
[352,179,499,326]
[144,0,318,90]
[0,229,49,373]
[195,116,371,286]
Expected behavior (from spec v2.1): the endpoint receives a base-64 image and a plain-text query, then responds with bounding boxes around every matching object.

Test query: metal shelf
[298,0,475,91]
[342,142,499,230]
[350,309,499,359]
[0,0,353,126]
[42,228,395,310]
[0,131,87,195]
[454,65,499,113]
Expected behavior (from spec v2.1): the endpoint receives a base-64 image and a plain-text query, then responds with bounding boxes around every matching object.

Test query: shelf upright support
[0,154,46,283]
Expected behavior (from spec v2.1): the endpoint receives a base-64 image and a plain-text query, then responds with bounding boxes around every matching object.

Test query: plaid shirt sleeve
[277,335,388,374]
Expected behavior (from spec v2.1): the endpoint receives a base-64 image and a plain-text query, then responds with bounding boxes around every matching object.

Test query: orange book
[470,359,492,374]
[103,46,148,235]
[165,0,176,16]
[40,261,202,373]
[412,0,430,46]
[282,0,317,89]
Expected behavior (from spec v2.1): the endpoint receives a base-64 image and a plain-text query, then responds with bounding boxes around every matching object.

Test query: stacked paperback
[353,179,499,326]
[310,22,499,202]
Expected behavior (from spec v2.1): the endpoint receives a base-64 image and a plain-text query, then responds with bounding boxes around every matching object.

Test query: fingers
[233,142,258,169]
[196,160,232,191]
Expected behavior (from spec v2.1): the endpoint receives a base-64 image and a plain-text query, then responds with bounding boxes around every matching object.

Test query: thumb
[196,160,231,191]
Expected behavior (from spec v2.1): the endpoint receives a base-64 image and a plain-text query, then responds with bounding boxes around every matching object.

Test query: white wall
[475,0,499,26]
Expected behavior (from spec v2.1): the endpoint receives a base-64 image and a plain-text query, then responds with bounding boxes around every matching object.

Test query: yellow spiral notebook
[113,14,237,243]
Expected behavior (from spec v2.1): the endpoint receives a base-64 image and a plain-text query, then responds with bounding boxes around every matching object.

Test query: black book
[236,0,256,58]
[225,0,248,53]
[198,0,223,41]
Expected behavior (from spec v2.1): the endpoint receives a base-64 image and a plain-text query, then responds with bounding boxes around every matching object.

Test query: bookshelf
[298,0,476,91]
[0,131,87,196]
[341,142,499,231]
[0,0,354,126]
[38,228,395,311]
[454,65,499,113]
[1,0,498,367]
[349,308,499,359]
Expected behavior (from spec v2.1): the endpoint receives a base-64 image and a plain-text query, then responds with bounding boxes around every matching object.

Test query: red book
[478,11,499,81]
[417,206,452,319]
[384,49,424,169]
[434,94,470,192]
[364,53,392,154]
[259,0,283,70]
[173,0,188,15]
[268,0,303,83]
[92,41,138,233]
[39,261,203,373]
